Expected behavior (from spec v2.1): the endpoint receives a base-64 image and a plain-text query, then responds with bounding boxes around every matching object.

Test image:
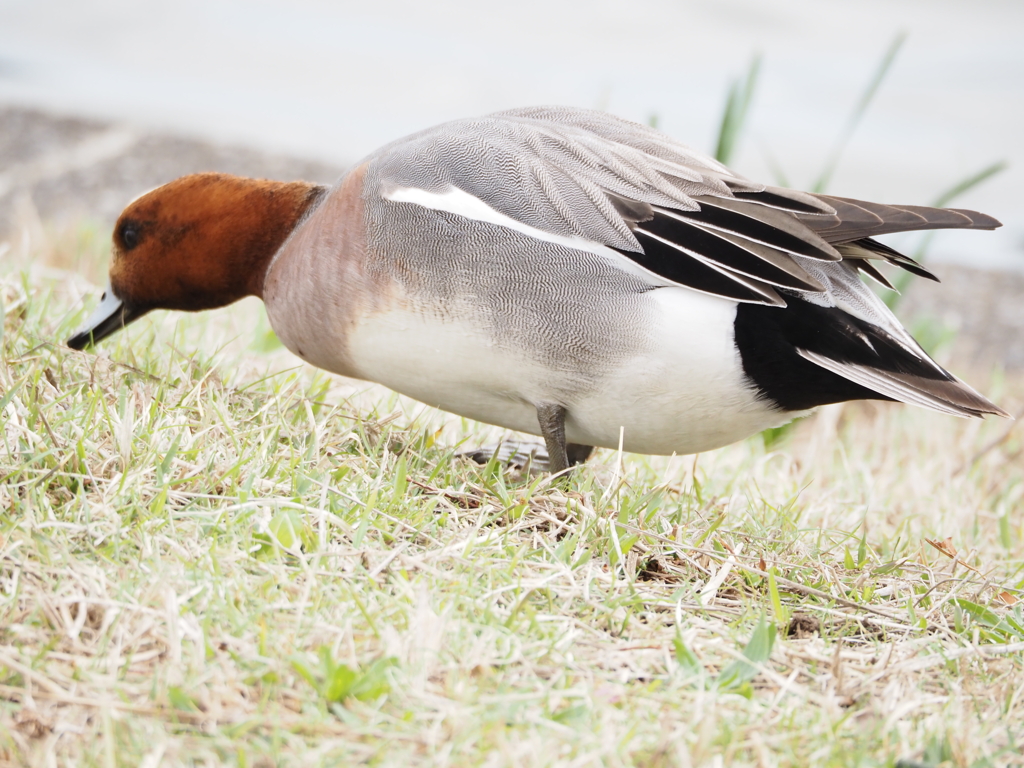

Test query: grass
[709,34,909,185]
[1,213,1023,767]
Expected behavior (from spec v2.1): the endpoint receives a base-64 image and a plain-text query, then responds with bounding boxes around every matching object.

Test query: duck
[67,106,1009,473]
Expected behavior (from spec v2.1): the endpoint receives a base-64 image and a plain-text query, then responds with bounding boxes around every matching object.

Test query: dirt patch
[787,614,820,639]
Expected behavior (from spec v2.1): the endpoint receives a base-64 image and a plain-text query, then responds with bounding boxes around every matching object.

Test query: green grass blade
[714,54,762,165]
[717,614,776,688]
[768,567,788,627]
[929,160,1008,210]
[813,32,906,193]
[885,159,1008,305]
[673,632,705,676]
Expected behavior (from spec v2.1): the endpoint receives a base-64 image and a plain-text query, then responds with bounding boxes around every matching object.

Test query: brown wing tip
[946,208,1003,230]
[976,401,1013,420]
[925,378,1012,419]
[953,400,1013,419]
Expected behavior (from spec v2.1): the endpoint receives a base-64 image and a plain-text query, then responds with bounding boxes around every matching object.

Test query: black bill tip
[67,285,146,350]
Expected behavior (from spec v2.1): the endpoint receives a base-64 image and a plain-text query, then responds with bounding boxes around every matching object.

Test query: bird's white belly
[338,288,792,456]
[342,306,556,436]
[567,289,793,454]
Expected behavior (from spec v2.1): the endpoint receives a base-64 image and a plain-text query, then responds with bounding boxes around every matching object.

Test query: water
[1,0,1022,270]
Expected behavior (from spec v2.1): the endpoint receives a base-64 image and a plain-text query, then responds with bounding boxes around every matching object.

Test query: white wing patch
[382,183,615,254]
[381,183,674,287]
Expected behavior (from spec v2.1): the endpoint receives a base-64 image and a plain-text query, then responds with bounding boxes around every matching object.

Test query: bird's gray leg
[458,407,594,474]
[537,405,595,474]
[536,403,573,474]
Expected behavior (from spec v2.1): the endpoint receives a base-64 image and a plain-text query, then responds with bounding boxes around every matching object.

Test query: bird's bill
[67,283,147,350]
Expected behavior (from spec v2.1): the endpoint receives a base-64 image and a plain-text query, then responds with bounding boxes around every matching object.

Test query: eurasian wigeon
[68,107,1008,472]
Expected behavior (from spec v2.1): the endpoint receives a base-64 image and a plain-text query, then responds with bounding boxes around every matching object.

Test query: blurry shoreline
[2,104,1021,371]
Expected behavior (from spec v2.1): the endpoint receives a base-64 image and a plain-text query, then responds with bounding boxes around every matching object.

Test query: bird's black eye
[120,221,140,251]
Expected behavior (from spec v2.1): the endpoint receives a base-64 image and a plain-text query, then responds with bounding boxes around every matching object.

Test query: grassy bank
[1,228,1023,767]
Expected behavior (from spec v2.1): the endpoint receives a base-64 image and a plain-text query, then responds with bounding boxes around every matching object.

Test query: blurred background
[2,0,1023,364]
